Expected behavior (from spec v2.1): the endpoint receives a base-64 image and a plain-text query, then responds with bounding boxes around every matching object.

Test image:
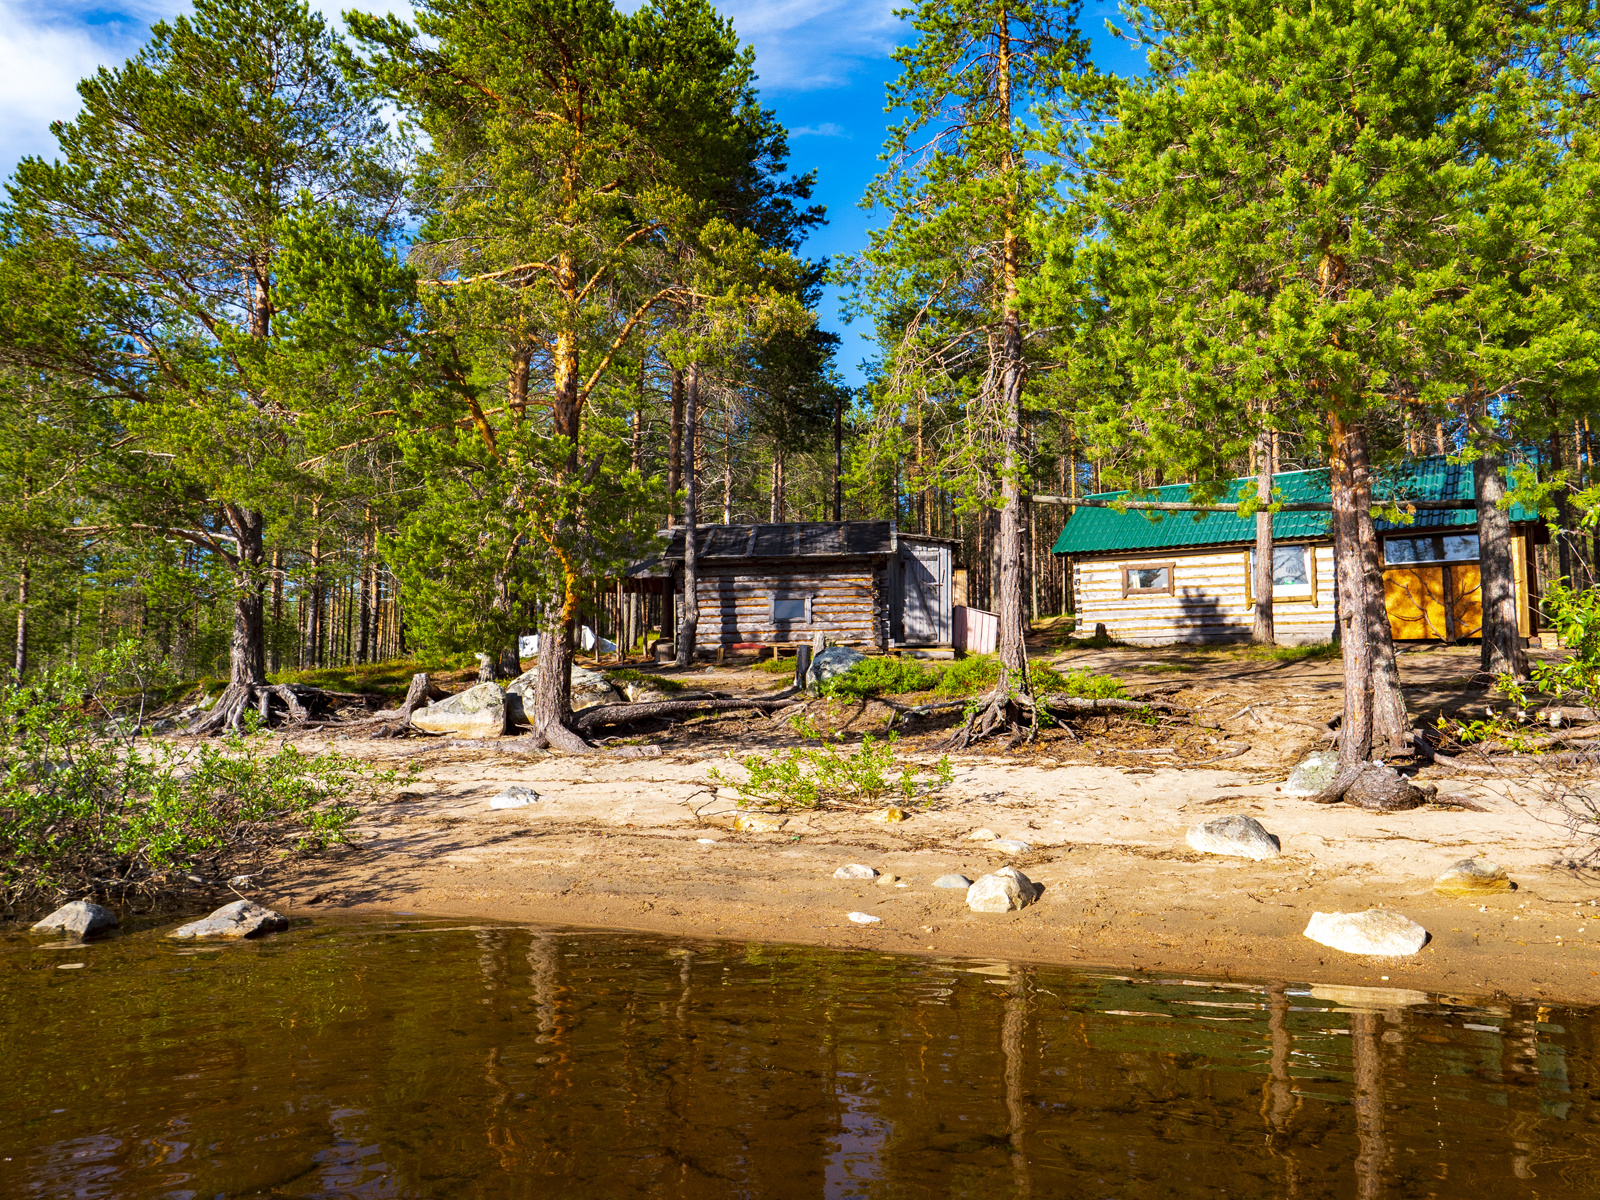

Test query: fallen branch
[571,695,801,734]
[1183,742,1252,766]
[1037,694,1191,715]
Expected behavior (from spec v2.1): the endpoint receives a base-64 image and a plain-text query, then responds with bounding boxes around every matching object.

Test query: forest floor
[236,636,1600,1007]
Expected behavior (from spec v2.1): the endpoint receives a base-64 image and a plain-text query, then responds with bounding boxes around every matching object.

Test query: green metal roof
[1050,456,1536,556]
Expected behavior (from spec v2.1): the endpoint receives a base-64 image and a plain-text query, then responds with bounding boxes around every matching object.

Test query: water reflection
[1,919,1597,1198]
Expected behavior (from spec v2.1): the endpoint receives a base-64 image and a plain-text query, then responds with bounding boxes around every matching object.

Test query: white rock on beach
[933,874,972,889]
[734,812,785,833]
[986,838,1032,855]
[1283,750,1338,796]
[967,871,1033,913]
[1303,909,1428,957]
[966,828,998,841]
[411,682,510,737]
[489,786,539,809]
[1434,858,1512,896]
[1186,814,1281,860]
[834,864,878,880]
[847,912,881,925]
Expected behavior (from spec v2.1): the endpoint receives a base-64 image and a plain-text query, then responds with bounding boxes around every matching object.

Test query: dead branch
[571,695,802,734]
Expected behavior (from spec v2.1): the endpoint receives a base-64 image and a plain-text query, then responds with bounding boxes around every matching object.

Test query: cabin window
[1249,545,1314,598]
[1384,533,1479,565]
[770,595,813,624]
[1121,564,1174,596]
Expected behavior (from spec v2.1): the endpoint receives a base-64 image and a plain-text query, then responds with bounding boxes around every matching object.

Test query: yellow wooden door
[1449,563,1482,639]
[1384,567,1447,639]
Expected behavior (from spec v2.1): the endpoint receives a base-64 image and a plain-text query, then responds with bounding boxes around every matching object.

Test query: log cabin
[658,522,961,654]
[1050,456,1544,646]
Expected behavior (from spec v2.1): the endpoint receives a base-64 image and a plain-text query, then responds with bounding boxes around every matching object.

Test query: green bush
[709,714,954,810]
[1,644,403,907]
[817,657,940,699]
[928,655,1125,699]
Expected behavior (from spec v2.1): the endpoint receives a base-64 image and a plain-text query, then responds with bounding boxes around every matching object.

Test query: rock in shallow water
[834,864,878,880]
[967,870,1035,913]
[31,900,118,939]
[1283,750,1338,797]
[1186,814,1281,860]
[1303,909,1427,957]
[169,900,289,941]
[933,874,973,889]
[1434,858,1512,896]
[489,786,539,810]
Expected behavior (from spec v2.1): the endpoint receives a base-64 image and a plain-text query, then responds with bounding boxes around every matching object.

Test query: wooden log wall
[693,558,886,647]
[1071,545,1339,646]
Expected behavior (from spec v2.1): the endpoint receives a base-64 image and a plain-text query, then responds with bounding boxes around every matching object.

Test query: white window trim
[1245,545,1318,605]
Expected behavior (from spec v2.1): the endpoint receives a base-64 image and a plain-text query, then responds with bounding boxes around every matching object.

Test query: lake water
[2,914,1595,1198]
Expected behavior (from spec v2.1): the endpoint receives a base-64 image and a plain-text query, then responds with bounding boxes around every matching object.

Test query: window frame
[1246,544,1316,603]
[768,594,814,625]
[1120,562,1176,598]
[1382,532,1480,567]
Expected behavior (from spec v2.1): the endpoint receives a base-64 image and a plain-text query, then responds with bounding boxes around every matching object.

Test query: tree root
[570,696,802,736]
[1312,761,1436,811]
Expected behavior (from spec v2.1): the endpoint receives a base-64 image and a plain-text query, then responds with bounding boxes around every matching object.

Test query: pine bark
[1475,449,1527,677]
[676,363,702,667]
[14,558,28,679]
[1252,427,1275,644]
[667,368,685,528]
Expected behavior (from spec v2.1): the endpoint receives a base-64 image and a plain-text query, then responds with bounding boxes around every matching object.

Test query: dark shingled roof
[661,521,902,561]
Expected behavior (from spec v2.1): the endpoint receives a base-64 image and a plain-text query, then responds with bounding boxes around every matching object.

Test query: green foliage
[817,656,940,699]
[926,654,1125,699]
[1526,582,1600,703]
[710,714,954,811]
[0,644,403,905]
[751,656,797,675]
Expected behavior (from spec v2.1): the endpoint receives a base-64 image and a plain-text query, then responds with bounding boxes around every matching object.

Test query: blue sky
[0,0,1143,386]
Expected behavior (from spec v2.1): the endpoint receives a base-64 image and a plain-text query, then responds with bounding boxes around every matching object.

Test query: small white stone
[966,828,998,841]
[696,838,717,845]
[834,864,878,880]
[933,874,973,889]
[847,912,881,924]
[489,786,539,809]
[986,839,1032,854]
[1186,814,1281,860]
[1304,909,1428,957]
[967,872,1031,913]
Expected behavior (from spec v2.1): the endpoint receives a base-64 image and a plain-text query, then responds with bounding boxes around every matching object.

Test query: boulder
[1283,750,1338,797]
[412,682,510,737]
[1186,814,1282,860]
[834,864,878,880]
[967,871,1033,913]
[734,812,785,833]
[807,645,867,691]
[1303,909,1427,957]
[503,666,624,723]
[169,900,289,941]
[1434,858,1512,896]
[933,874,973,889]
[489,786,539,810]
[985,838,1032,855]
[31,900,118,940]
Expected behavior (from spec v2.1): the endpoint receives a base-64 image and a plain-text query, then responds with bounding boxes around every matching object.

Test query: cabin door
[899,543,950,645]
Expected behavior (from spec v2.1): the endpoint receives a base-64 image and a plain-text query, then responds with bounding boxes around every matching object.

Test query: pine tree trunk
[1252,427,1275,645]
[832,389,843,521]
[667,368,684,528]
[676,363,701,667]
[357,515,372,665]
[1475,449,1527,678]
[1351,427,1408,755]
[14,557,28,679]
[226,504,268,687]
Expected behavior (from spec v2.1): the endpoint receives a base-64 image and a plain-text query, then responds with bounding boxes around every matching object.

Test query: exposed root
[189,681,363,736]
[1312,760,1436,811]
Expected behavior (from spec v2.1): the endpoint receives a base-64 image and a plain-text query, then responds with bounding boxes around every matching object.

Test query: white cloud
[716,0,899,91]
[792,122,848,138]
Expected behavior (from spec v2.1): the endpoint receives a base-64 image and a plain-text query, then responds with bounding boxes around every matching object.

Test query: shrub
[817,657,940,699]
[710,714,954,810]
[929,655,1125,699]
[0,644,405,907]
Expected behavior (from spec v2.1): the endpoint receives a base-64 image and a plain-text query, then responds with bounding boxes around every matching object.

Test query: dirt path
[243,644,1600,1007]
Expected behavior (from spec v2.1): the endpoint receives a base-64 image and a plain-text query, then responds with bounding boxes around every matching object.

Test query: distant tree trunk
[357,514,372,665]
[1475,448,1527,678]
[832,388,843,521]
[1252,426,1275,645]
[667,368,685,528]
[770,450,786,522]
[269,546,283,672]
[676,363,702,667]
[722,406,733,525]
[14,557,28,679]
